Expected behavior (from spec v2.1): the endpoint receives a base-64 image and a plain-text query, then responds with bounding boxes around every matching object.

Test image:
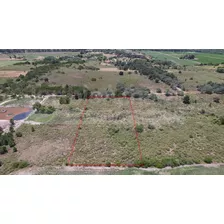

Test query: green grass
[195,53,224,64]
[46,66,146,91]
[144,50,199,66]
[27,113,55,123]
[0,60,25,68]
[169,66,224,91]
[144,51,224,65]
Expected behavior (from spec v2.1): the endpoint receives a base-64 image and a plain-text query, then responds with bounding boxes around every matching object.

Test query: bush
[13,147,17,152]
[213,97,220,103]
[16,132,23,137]
[148,94,158,102]
[91,78,97,81]
[59,96,70,104]
[204,157,213,164]
[177,91,184,96]
[136,124,144,133]
[119,71,124,76]
[183,95,190,104]
[0,160,2,167]
[219,116,224,125]
[0,147,8,155]
[148,124,155,130]
[106,162,111,167]
[156,88,162,93]
[31,126,35,132]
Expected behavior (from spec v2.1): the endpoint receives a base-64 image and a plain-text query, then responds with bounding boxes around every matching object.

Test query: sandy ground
[100,67,119,72]
[0,71,27,78]
[10,163,224,175]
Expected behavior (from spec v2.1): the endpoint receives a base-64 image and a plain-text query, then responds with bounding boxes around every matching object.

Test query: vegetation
[59,96,70,104]
[183,95,190,104]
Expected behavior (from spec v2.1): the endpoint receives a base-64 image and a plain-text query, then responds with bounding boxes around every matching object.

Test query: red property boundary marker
[67,96,142,167]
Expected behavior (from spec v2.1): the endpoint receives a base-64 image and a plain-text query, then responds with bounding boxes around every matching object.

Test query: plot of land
[69,98,140,165]
[0,71,27,77]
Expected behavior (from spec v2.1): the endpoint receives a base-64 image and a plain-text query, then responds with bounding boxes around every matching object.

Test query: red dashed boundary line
[67,96,142,167]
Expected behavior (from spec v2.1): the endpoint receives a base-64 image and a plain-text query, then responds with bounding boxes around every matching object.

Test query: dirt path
[11,163,224,175]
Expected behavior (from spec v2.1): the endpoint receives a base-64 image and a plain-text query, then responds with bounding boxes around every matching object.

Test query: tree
[10,118,15,126]
[183,95,190,104]
[9,126,14,133]
[136,124,144,133]
[13,147,17,152]
[33,102,42,111]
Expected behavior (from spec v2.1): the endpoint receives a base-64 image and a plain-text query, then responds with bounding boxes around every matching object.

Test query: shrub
[213,97,220,103]
[177,91,184,96]
[13,147,17,152]
[119,71,124,76]
[165,90,171,97]
[106,162,111,167]
[10,118,15,126]
[91,78,97,81]
[16,132,23,137]
[31,126,35,132]
[0,160,2,167]
[200,109,205,114]
[183,95,190,104]
[156,88,162,93]
[59,96,70,104]
[136,124,144,133]
[204,157,212,164]
[219,116,224,125]
[179,70,182,74]
[155,78,159,83]
[148,124,155,130]
[149,94,158,102]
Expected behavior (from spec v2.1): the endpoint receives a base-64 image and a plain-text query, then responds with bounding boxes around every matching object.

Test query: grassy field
[144,51,224,65]
[22,95,224,167]
[195,53,224,64]
[169,66,224,91]
[144,50,199,66]
[46,66,149,91]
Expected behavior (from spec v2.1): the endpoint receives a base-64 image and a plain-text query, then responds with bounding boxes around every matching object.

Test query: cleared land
[15,95,224,167]
[0,71,27,77]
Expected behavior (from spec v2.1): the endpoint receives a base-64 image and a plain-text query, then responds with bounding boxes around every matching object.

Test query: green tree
[183,95,190,104]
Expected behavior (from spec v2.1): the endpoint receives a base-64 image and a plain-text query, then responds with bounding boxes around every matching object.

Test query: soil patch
[0,71,27,78]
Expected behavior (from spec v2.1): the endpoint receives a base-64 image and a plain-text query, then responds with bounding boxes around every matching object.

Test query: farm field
[195,53,224,64]
[143,50,199,65]
[169,66,224,91]
[144,50,224,65]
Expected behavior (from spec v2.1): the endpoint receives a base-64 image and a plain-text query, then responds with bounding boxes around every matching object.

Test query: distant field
[144,50,199,66]
[0,60,26,68]
[144,51,224,65]
[169,66,224,91]
[46,66,148,91]
[17,52,80,60]
[195,53,224,64]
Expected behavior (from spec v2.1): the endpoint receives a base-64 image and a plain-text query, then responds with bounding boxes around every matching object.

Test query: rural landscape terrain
[0,49,224,175]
